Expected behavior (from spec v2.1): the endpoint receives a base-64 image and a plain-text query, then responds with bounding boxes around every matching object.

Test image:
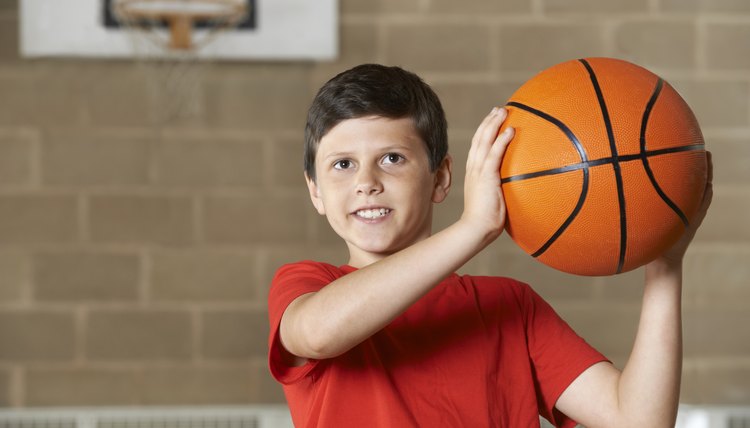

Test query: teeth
[356,208,390,219]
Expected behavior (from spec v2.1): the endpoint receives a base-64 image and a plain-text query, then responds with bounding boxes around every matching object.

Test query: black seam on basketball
[639,79,690,227]
[501,101,589,184]
[580,58,627,274]
[531,169,589,258]
[503,101,590,259]
[505,102,589,163]
[642,144,704,157]
[501,145,704,184]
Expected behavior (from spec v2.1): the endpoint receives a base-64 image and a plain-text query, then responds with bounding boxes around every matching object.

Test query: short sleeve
[267,261,342,385]
[521,285,609,428]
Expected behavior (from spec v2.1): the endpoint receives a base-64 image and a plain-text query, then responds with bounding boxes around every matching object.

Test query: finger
[485,126,514,176]
[467,107,503,167]
[470,107,507,168]
[480,107,508,146]
[494,125,514,155]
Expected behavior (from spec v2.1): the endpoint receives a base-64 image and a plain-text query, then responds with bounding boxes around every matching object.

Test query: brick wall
[1,0,748,407]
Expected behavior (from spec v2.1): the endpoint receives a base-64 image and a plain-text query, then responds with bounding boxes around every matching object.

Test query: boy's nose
[355,167,383,195]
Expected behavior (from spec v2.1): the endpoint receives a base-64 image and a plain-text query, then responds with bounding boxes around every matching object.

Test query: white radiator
[0,405,748,428]
[677,405,750,428]
[0,406,294,428]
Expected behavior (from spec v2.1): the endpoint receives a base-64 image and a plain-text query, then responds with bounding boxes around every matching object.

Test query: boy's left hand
[654,151,713,267]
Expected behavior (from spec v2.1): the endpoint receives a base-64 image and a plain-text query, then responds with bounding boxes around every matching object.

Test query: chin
[349,241,400,258]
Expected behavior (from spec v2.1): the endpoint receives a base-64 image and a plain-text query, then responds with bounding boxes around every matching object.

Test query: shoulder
[455,274,557,323]
[267,261,348,347]
[269,260,348,305]
[457,273,534,303]
[273,260,345,282]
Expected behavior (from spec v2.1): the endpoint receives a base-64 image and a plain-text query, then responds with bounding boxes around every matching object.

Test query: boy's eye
[333,159,352,170]
[382,153,404,165]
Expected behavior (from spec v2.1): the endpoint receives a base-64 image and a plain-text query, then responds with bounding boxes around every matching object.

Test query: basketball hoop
[113,0,247,51]
[111,0,249,123]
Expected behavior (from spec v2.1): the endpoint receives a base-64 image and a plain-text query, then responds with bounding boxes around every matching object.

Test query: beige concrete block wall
[0,0,748,408]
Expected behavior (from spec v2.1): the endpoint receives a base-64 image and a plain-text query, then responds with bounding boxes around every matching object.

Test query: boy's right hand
[460,107,515,245]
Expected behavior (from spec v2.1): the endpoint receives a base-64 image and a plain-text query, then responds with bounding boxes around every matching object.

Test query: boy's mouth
[354,208,391,219]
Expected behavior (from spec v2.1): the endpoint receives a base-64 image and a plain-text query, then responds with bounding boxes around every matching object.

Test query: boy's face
[306,116,451,268]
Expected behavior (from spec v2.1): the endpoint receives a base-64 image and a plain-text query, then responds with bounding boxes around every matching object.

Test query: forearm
[282,219,496,359]
[558,157,710,427]
[617,259,683,427]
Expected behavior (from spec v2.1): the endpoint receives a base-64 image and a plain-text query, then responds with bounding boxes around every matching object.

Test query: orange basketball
[499,57,707,276]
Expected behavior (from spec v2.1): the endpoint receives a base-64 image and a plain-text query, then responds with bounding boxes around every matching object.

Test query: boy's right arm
[280,108,515,361]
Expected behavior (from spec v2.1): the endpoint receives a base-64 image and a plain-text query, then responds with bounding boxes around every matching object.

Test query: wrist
[455,215,503,249]
[648,256,683,274]
[645,257,683,292]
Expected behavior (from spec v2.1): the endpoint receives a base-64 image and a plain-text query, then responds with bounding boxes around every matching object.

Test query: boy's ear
[305,172,326,215]
[432,155,452,203]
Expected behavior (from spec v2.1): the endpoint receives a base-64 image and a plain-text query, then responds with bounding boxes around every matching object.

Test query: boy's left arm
[555,153,713,428]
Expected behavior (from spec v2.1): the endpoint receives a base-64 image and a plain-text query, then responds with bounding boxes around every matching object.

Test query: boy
[267,64,713,427]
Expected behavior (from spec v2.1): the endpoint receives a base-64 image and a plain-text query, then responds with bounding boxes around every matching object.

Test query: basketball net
[111,0,247,123]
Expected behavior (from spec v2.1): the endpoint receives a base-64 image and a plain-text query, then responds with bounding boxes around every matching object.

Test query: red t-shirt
[268,261,607,428]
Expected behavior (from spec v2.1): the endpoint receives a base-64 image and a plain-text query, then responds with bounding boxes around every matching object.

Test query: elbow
[297,324,349,360]
[284,317,349,360]
[281,294,357,360]
[299,343,335,361]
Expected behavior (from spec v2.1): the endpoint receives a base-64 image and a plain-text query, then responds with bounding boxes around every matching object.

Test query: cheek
[399,176,437,207]
[318,191,347,216]
[320,172,352,190]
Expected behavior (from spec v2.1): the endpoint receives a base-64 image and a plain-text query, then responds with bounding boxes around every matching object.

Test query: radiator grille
[677,405,750,428]
[0,407,292,428]
[728,415,750,428]
[96,418,258,428]
[2,405,749,428]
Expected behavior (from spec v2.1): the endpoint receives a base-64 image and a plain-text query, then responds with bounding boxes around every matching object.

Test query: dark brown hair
[304,64,448,181]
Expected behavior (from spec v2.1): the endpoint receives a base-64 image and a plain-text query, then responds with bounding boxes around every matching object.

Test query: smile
[355,208,391,219]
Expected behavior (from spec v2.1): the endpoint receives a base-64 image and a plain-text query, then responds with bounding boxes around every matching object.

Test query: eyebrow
[321,151,353,162]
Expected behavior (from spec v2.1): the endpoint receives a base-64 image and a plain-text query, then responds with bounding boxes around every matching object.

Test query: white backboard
[20,0,338,60]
